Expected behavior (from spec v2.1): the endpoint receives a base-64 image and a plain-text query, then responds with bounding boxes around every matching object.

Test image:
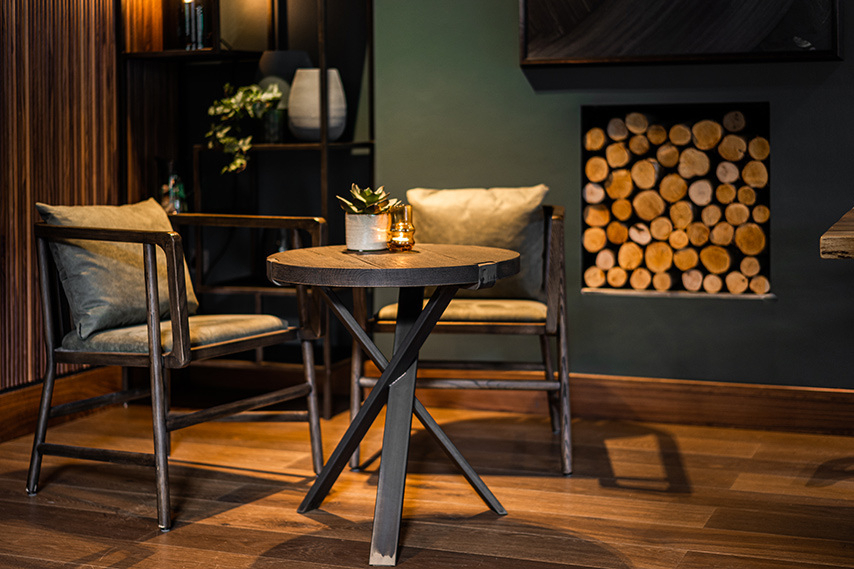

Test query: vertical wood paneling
[1,0,119,391]
[124,0,163,52]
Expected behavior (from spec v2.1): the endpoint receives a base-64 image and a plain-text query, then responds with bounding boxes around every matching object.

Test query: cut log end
[692,119,723,150]
[682,269,703,292]
[625,112,649,135]
[633,190,666,221]
[723,111,746,132]
[606,169,634,199]
[700,245,731,274]
[607,117,629,141]
[585,156,609,183]
[669,123,692,146]
[585,127,607,151]
[645,241,674,273]
[749,275,771,295]
[584,266,606,288]
[618,242,644,270]
[630,267,652,290]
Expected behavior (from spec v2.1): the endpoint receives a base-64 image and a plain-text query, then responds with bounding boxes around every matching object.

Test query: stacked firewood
[582,109,771,294]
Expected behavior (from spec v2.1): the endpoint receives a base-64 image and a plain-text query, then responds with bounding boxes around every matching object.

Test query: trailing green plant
[205,83,282,174]
[337,184,400,214]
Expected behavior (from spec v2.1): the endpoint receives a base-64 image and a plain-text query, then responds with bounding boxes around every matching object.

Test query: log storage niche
[581,103,771,296]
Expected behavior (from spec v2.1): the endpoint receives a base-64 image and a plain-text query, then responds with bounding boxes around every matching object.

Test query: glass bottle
[161,161,186,214]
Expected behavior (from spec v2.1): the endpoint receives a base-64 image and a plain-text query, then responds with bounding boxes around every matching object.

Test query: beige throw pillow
[407,185,548,299]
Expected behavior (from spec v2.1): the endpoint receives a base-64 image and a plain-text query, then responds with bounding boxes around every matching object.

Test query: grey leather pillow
[37,198,199,339]
[407,185,548,299]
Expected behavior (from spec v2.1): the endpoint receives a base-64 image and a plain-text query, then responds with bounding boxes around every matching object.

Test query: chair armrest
[169,213,327,248]
[168,213,328,340]
[34,223,193,367]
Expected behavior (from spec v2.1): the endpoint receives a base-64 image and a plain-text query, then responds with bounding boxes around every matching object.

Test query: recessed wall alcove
[581,103,772,297]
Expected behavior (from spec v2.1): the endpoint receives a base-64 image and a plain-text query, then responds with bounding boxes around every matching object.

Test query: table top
[267,244,520,288]
[820,207,854,259]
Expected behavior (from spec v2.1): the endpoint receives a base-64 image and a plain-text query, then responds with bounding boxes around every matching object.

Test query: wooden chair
[350,189,571,475]
[27,199,327,530]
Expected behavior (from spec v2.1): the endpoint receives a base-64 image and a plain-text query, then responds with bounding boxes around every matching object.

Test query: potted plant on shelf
[337,184,400,251]
[205,83,282,174]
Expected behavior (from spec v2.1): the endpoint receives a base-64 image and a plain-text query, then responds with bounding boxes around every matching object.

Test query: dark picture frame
[520,0,841,66]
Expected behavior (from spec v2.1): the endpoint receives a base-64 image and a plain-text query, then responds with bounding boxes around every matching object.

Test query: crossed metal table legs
[297,285,506,566]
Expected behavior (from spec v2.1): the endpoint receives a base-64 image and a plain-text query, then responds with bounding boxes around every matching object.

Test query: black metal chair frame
[27,213,327,530]
[350,205,572,475]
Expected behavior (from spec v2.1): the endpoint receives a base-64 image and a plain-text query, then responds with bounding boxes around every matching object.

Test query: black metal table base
[298,285,506,566]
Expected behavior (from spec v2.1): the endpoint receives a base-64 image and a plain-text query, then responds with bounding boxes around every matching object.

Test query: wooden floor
[1,404,853,568]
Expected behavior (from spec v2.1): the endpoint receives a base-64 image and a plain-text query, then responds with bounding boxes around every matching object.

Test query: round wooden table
[268,244,520,566]
[267,243,520,287]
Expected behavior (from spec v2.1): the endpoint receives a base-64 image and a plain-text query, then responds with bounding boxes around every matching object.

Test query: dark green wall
[373,0,854,389]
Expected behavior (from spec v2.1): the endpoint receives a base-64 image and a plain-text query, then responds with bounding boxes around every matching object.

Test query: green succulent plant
[205,83,282,174]
[337,184,400,214]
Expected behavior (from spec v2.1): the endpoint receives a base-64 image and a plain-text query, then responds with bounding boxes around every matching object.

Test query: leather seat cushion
[377,298,547,323]
[60,314,290,353]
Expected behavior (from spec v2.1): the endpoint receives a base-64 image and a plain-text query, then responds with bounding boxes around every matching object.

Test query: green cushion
[60,314,290,353]
[407,185,548,300]
[377,298,548,323]
[36,199,199,339]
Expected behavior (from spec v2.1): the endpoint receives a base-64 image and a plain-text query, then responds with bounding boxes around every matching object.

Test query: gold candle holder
[388,204,415,252]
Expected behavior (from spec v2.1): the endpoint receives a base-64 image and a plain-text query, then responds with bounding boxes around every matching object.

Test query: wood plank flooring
[0,404,852,568]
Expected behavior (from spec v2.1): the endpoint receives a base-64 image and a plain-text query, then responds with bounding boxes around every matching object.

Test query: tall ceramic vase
[287,68,347,141]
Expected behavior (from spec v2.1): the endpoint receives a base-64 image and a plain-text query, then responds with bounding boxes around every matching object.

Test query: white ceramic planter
[287,68,347,141]
[345,213,390,252]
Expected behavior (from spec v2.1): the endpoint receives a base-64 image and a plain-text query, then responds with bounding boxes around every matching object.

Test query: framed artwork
[520,0,840,66]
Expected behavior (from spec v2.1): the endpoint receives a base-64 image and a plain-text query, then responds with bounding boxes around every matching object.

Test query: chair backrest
[36,199,199,342]
[35,231,74,354]
[34,220,195,366]
[541,205,566,334]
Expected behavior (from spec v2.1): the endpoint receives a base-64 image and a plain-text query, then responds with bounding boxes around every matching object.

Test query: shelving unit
[117,0,375,416]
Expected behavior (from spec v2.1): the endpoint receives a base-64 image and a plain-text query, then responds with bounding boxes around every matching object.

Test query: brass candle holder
[388,204,415,252]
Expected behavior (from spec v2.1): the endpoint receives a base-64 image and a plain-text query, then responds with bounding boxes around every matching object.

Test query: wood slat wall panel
[1,0,118,391]
[123,0,163,53]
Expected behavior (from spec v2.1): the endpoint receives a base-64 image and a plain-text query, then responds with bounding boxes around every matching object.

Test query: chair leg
[540,334,560,434]
[348,338,364,470]
[322,311,333,419]
[164,368,172,457]
[26,362,57,495]
[149,358,172,530]
[348,287,368,470]
[302,338,324,475]
[557,313,572,476]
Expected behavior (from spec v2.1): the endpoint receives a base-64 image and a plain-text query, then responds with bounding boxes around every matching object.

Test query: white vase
[345,213,390,252]
[287,68,347,141]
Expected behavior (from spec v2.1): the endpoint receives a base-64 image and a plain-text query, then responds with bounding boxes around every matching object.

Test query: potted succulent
[337,184,400,251]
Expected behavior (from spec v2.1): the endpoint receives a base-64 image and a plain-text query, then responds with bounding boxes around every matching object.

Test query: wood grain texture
[268,244,520,288]
[1,404,852,568]
[820,206,854,259]
[1,0,119,391]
